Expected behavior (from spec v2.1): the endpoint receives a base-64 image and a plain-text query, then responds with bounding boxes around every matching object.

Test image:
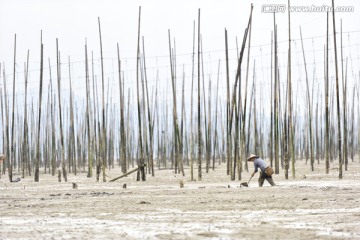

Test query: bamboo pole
[22,50,29,178]
[213,59,220,171]
[300,27,314,171]
[142,37,155,176]
[35,32,44,182]
[85,41,93,177]
[10,34,16,182]
[68,56,76,175]
[225,28,231,176]
[117,43,127,174]
[270,31,273,167]
[0,82,4,177]
[240,7,253,176]
[288,0,295,179]
[3,66,10,176]
[135,6,145,181]
[197,8,202,181]
[56,39,67,182]
[98,17,107,182]
[190,20,195,181]
[273,14,280,174]
[331,0,343,179]
[325,12,330,174]
[340,20,348,171]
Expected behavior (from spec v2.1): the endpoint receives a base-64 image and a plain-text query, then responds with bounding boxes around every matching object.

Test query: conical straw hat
[247,154,258,161]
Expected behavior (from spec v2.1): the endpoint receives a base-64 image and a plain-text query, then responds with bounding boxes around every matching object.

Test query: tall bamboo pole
[68,56,76,174]
[225,28,231,176]
[56,39,67,182]
[325,12,330,174]
[270,31,273,167]
[190,21,195,181]
[240,7,253,177]
[49,59,56,176]
[22,50,29,178]
[10,34,16,182]
[142,37,155,176]
[340,20,348,171]
[300,27,314,171]
[135,6,145,181]
[35,32,44,182]
[3,65,10,176]
[98,17,107,182]
[85,41,93,177]
[274,14,279,174]
[197,8,202,181]
[331,0,343,179]
[117,43,127,174]
[213,59,220,171]
[0,68,3,175]
[288,0,295,179]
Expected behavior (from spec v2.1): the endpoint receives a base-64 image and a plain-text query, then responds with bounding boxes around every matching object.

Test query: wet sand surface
[1,160,360,239]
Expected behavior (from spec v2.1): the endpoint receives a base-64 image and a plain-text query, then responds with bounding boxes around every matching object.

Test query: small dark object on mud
[302,198,308,201]
[72,182,78,189]
[123,183,127,189]
[240,182,248,187]
[139,201,151,204]
[228,185,230,188]
[240,175,253,187]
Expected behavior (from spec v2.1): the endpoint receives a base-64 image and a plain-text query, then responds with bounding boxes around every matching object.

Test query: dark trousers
[258,169,276,187]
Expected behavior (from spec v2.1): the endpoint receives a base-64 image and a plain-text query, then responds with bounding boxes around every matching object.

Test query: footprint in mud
[49,193,61,197]
[90,192,115,196]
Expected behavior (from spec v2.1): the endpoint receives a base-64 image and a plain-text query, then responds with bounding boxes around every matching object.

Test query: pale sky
[0,0,359,122]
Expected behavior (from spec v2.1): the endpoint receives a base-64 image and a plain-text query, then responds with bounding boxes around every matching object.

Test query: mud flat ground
[1,159,360,240]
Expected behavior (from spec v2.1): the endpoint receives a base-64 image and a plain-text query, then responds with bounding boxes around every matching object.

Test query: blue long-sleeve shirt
[253,157,267,173]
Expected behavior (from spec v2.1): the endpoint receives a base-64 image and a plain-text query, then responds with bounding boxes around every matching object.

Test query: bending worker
[247,154,276,187]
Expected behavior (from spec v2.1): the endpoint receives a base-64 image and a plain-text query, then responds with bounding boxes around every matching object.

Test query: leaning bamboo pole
[228,4,252,179]
[240,7,253,176]
[300,27,314,172]
[331,0,343,179]
[142,37,155,176]
[35,32,44,182]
